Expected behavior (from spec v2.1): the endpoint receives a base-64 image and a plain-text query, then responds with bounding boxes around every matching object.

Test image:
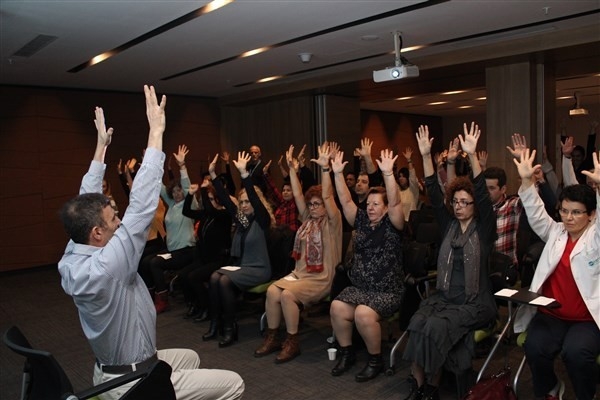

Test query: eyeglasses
[558,208,587,217]
[451,199,474,208]
[307,201,323,208]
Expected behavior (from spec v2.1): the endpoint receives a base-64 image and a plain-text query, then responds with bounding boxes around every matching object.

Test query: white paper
[494,288,518,297]
[157,253,172,260]
[221,266,241,271]
[529,296,556,306]
[283,275,298,281]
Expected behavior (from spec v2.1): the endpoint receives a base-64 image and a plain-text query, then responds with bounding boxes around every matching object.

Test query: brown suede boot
[154,290,170,314]
[275,333,300,364]
[254,328,281,357]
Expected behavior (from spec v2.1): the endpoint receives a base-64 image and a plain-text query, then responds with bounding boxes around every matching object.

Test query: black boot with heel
[355,353,383,382]
[331,345,356,376]
[202,319,220,341]
[218,321,238,348]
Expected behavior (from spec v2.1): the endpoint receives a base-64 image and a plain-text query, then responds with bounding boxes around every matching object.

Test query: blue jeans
[524,312,600,399]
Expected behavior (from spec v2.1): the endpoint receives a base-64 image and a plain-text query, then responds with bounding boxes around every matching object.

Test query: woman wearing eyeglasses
[203,151,275,348]
[329,146,406,383]
[403,123,497,400]
[513,149,600,400]
[254,143,342,363]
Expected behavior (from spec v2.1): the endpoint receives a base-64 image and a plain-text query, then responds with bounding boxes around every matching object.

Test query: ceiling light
[458,105,473,109]
[556,96,571,100]
[241,47,269,58]
[476,97,486,101]
[442,90,467,95]
[257,76,281,83]
[395,96,413,101]
[428,102,448,106]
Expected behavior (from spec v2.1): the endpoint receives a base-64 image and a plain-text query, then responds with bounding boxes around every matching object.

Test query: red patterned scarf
[292,216,325,273]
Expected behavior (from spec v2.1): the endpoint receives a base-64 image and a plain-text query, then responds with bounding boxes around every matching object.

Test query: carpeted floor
[0,266,583,399]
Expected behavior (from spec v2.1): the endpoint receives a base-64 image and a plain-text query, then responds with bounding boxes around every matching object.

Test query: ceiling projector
[373,31,419,83]
[373,64,419,82]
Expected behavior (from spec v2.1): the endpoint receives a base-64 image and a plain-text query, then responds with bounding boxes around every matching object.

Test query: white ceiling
[1,0,599,116]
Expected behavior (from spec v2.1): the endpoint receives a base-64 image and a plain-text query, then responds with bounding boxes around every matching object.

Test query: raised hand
[189,183,199,195]
[458,122,480,155]
[561,136,574,158]
[277,155,284,166]
[376,149,398,175]
[478,150,488,170]
[263,159,272,174]
[144,85,166,140]
[328,142,340,160]
[310,142,331,168]
[208,153,219,178]
[286,145,299,173]
[402,147,413,161]
[581,151,600,186]
[513,148,540,182]
[127,158,137,173]
[220,151,230,163]
[173,144,189,167]
[415,125,434,156]
[358,137,373,158]
[233,151,251,174]
[447,138,460,163]
[94,107,113,147]
[506,133,527,159]
[331,151,348,174]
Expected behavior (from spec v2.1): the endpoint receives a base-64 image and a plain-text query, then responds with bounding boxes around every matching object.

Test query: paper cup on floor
[327,348,337,361]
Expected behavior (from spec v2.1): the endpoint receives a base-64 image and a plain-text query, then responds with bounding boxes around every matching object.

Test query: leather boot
[202,319,220,341]
[331,345,356,376]
[355,353,383,382]
[218,321,238,348]
[254,328,281,357]
[403,384,425,400]
[275,333,300,364]
[154,290,170,314]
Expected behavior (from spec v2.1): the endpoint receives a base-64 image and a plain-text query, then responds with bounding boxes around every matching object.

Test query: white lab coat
[513,184,600,333]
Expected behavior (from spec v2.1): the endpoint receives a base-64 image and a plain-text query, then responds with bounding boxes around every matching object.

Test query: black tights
[208,271,240,324]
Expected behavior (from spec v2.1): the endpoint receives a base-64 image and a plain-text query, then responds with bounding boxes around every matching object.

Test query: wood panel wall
[0,86,220,272]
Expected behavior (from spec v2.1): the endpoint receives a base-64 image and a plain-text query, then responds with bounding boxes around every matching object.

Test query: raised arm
[561,136,579,187]
[458,122,481,178]
[445,137,460,184]
[358,138,377,174]
[310,143,337,219]
[376,149,404,230]
[332,151,358,226]
[513,148,541,191]
[80,107,113,195]
[286,145,306,216]
[582,151,600,195]
[416,125,435,178]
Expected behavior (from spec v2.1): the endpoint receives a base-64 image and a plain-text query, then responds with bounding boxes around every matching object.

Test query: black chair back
[3,325,73,399]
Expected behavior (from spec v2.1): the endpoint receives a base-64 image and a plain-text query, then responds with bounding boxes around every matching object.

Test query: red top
[541,237,593,321]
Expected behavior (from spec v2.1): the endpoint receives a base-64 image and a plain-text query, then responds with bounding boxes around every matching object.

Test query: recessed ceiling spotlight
[458,105,473,109]
[257,76,281,83]
[442,90,467,95]
[476,97,487,101]
[428,101,448,106]
[556,96,571,100]
[395,96,413,101]
[361,35,380,41]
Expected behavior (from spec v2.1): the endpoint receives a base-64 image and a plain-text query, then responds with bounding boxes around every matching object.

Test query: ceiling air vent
[12,34,58,57]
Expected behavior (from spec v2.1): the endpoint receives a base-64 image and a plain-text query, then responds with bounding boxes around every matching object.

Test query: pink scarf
[292,216,325,273]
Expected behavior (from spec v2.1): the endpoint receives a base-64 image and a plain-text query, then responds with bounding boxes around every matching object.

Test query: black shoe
[422,384,439,400]
[192,309,209,323]
[331,346,356,376]
[218,322,238,348]
[202,319,220,341]
[403,383,425,400]
[355,353,383,382]
[183,305,202,319]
